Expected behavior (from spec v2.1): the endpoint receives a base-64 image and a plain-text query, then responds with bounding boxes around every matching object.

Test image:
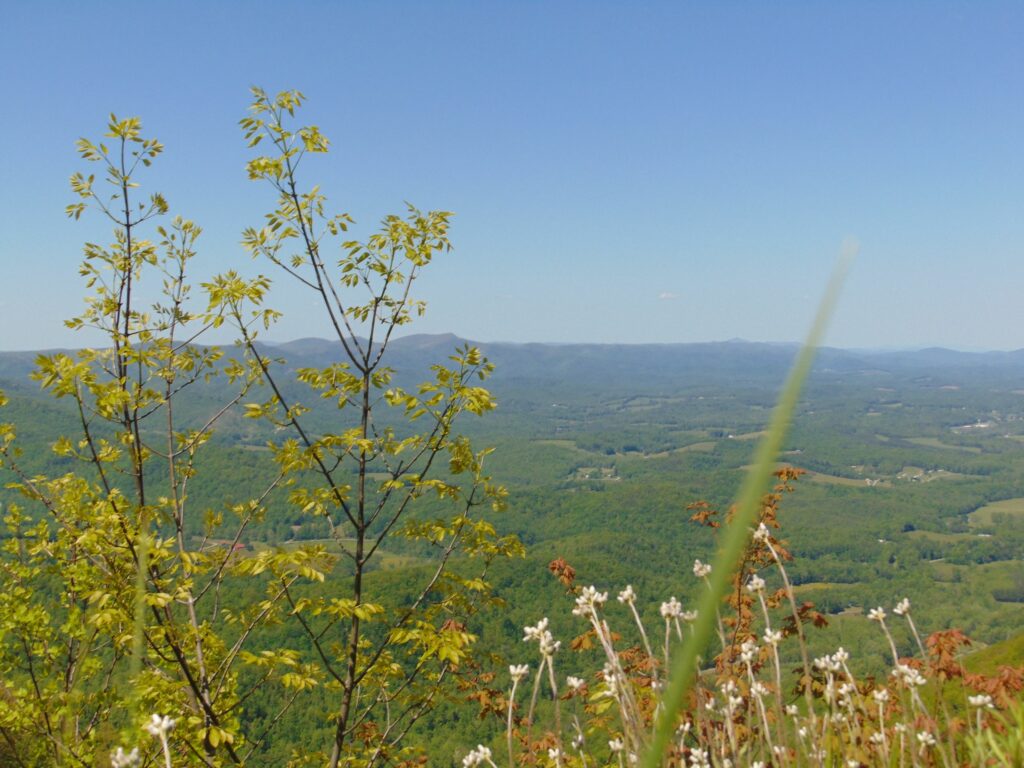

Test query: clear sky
[2,1,1023,351]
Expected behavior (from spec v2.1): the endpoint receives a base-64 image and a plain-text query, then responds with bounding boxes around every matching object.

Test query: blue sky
[2,1,1022,350]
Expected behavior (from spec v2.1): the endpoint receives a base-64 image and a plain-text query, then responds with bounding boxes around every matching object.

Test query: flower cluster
[462,744,495,767]
[483,560,1011,768]
[509,663,529,682]
[523,617,560,657]
[572,585,608,616]
[145,714,176,738]
[110,713,176,768]
[110,747,140,768]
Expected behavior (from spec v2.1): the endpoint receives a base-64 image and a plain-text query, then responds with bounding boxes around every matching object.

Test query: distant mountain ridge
[3,336,1024,397]
[264,333,1024,372]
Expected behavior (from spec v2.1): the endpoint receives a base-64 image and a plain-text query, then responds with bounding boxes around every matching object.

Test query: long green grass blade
[640,244,855,768]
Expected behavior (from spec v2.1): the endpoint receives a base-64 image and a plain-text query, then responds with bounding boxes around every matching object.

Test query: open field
[969,497,1024,527]
[906,436,982,453]
[807,472,891,488]
[572,466,619,481]
[965,630,1024,674]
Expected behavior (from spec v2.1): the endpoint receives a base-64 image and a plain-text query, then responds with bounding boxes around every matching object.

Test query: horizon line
[1,333,1022,356]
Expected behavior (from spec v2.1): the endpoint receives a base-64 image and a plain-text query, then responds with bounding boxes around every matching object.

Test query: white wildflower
[681,610,698,623]
[608,738,624,752]
[523,618,549,642]
[572,585,608,616]
[872,688,890,703]
[746,575,766,593]
[540,634,561,657]
[603,664,621,696]
[917,730,936,751]
[763,629,783,646]
[815,654,841,672]
[462,745,493,767]
[111,747,140,768]
[751,681,770,698]
[660,597,683,619]
[753,523,771,542]
[740,638,758,663]
[145,715,175,738]
[893,664,926,688]
[510,663,530,682]
[523,618,560,657]
[893,597,911,616]
[869,732,886,745]
[693,559,712,578]
[617,585,636,604]
[785,704,799,716]
[720,681,743,710]
[566,675,585,692]
[547,747,562,761]
[572,733,585,750]
[833,647,850,664]
[968,693,994,708]
[868,606,886,622]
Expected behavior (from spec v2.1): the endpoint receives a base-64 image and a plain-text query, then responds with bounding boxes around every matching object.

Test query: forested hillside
[6,336,1024,631]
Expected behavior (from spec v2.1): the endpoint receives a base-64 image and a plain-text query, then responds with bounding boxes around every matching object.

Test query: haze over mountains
[4,335,1024,396]
[228,333,1024,376]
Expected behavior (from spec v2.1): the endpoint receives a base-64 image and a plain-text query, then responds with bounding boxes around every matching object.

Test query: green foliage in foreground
[0,90,520,768]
